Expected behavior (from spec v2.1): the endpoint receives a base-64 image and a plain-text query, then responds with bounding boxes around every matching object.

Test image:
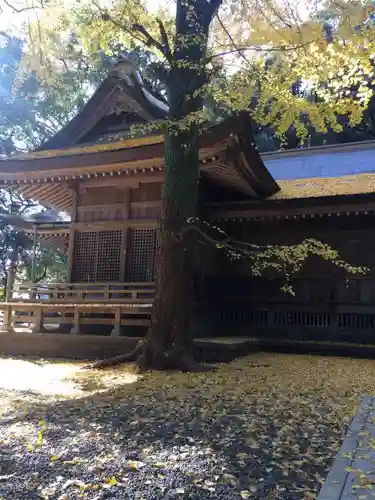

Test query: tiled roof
[272,172,375,199]
[262,140,375,199]
[262,140,375,180]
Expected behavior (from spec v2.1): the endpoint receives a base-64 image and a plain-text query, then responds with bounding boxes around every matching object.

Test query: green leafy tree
[0,190,68,298]
[17,246,67,283]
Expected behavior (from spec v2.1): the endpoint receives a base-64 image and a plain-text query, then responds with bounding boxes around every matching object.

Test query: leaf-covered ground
[0,352,373,499]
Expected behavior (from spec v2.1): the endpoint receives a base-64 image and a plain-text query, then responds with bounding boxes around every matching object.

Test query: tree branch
[175,221,269,254]
[215,13,254,68]
[35,263,48,283]
[132,23,172,62]
[0,31,13,41]
[156,18,172,61]
[2,0,38,13]
[98,4,173,62]
[209,38,324,60]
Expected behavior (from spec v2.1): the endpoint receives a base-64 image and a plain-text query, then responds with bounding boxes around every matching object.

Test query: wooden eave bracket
[225,136,280,199]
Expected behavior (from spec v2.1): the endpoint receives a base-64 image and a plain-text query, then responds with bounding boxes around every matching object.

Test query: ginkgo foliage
[21,0,375,141]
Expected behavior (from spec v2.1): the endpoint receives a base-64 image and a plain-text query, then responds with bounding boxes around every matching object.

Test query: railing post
[111,307,121,336]
[70,308,80,334]
[31,307,43,333]
[2,305,13,333]
[5,264,16,302]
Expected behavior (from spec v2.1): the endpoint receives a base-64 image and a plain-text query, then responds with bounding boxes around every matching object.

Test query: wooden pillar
[67,230,75,282]
[31,224,38,283]
[120,188,131,281]
[67,188,78,282]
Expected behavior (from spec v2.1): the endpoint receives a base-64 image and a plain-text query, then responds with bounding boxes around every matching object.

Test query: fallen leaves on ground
[0,353,373,499]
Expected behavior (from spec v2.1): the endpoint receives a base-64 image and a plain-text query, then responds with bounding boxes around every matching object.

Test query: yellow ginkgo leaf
[240,490,251,499]
[107,477,117,486]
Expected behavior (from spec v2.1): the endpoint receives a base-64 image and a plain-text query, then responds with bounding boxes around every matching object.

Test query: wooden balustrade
[0,302,152,336]
[210,275,375,338]
[11,281,155,303]
[0,281,155,335]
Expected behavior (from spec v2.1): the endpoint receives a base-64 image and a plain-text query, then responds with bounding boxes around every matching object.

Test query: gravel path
[0,353,371,499]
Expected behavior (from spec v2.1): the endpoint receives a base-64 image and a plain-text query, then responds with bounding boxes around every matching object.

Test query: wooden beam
[16,183,59,200]
[206,199,375,220]
[46,190,72,207]
[78,173,163,192]
[71,190,78,223]
[0,150,165,179]
[71,219,159,231]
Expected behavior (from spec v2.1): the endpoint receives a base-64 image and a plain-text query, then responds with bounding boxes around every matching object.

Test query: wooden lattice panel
[73,232,97,282]
[73,230,123,282]
[127,229,158,282]
[97,231,123,281]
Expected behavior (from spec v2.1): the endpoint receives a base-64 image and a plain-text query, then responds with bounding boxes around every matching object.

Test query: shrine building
[1,58,375,356]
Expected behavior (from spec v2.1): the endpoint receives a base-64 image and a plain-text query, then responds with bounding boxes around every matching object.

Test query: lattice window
[73,230,123,282]
[73,232,97,282]
[127,228,158,282]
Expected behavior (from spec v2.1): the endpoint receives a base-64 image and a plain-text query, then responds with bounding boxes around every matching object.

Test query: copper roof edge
[261,139,375,160]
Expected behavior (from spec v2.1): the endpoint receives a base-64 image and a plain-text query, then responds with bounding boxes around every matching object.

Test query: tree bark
[137,0,222,371]
[137,129,200,370]
[87,0,223,371]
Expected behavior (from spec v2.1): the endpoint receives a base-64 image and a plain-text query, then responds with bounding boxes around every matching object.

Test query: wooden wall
[76,182,162,223]
[215,214,375,280]
[69,180,162,282]
[206,213,375,340]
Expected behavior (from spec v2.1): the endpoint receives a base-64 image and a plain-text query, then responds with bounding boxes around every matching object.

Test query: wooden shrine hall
[1,57,375,354]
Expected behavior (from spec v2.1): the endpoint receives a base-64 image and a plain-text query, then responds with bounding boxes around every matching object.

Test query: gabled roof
[0,57,280,209]
[0,113,280,212]
[40,57,169,151]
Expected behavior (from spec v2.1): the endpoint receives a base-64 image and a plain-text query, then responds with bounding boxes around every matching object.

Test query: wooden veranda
[1,282,155,336]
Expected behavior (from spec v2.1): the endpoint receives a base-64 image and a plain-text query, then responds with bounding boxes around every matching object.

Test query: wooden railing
[211,276,375,339]
[11,281,155,303]
[0,281,155,336]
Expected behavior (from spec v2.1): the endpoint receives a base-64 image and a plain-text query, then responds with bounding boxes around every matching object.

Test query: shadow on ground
[0,352,364,500]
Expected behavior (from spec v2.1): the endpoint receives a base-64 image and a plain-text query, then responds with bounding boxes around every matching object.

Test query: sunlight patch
[0,359,82,396]
[0,357,139,400]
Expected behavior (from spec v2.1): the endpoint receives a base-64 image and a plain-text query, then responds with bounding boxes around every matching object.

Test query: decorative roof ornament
[111,55,169,114]
[110,55,144,88]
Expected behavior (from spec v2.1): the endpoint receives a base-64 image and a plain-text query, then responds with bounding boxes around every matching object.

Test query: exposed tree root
[84,343,271,371]
[83,340,216,372]
[83,343,143,370]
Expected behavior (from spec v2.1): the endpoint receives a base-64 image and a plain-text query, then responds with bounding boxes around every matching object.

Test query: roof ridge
[261,139,375,159]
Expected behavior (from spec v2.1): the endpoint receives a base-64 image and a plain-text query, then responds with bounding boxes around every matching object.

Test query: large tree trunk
[135,0,223,371]
[87,0,222,371]
[137,129,200,370]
